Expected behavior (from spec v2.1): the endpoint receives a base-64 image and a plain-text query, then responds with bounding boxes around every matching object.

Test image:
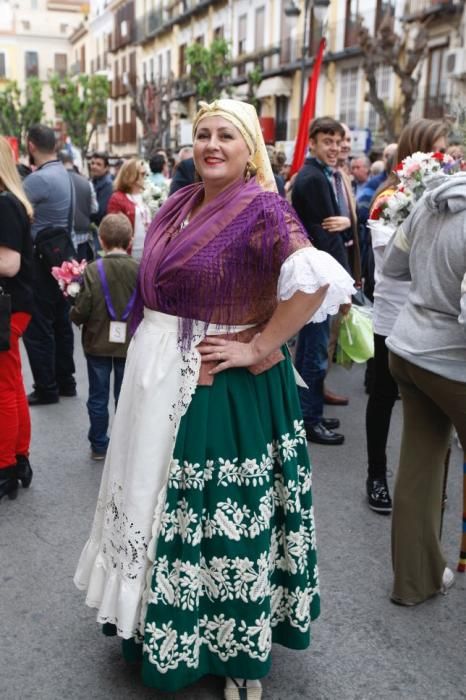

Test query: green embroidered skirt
[124,352,320,691]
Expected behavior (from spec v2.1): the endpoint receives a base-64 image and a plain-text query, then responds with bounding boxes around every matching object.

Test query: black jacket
[169,158,196,195]
[91,173,113,225]
[292,157,350,272]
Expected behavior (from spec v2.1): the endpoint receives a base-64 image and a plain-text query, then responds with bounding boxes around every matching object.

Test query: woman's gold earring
[244,160,256,182]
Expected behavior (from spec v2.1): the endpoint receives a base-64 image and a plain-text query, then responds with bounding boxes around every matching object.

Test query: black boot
[16,455,33,488]
[0,464,18,502]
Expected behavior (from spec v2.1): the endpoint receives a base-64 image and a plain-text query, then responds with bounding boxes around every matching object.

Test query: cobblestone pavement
[1,336,464,700]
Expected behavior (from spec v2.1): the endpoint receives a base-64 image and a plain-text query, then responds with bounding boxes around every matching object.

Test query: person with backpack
[22,124,77,405]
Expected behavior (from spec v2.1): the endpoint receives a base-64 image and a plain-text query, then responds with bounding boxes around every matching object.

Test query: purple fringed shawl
[131,176,309,347]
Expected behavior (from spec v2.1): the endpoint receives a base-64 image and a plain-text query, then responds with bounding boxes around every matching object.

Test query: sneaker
[441,567,454,594]
[391,567,455,606]
[366,478,392,514]
[91,451,106,461]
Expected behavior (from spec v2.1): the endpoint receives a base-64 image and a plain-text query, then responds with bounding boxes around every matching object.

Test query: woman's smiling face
[193,116,251,189]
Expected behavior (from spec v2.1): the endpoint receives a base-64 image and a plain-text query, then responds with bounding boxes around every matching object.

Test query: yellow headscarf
[192,98,277,192]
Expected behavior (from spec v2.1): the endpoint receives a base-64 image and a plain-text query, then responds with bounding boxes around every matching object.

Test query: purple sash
[97,258,136,322]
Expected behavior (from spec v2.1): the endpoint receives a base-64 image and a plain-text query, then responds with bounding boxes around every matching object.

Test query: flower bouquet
[370,151,460,227]
[142,177,169,219]
[51,259,87,298]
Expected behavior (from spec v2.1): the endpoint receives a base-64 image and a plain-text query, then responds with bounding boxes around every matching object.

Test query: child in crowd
[71,214,139,460]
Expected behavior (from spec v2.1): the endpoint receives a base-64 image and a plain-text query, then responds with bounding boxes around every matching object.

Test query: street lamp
[285,0,330,110]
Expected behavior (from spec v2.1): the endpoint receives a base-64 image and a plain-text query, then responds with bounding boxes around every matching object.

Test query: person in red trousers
[0,136,34,501]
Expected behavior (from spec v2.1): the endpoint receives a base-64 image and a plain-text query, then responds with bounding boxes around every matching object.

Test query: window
[425,46,448,119]
[31,0,38,8]
[308,8,323,56]
[214,25,224,41]
[54,53,67,78]
[255,7,265,52]
[275,96,289,141]
[375,0,395,29]
[339,66,359,126]
[178,44,186,77]
[238,14,247,55]
[196,35,204,46]
[0,53,5,78]
[22,20,30,30]
[280,0,295,64]
[237,13,247,76]
[166,49,171,79]
[158,53,163,79]
[143,61,147,82]
[60,23,68,33]
[25,51,39,78]
[149,57,154,80]
[344,0,359,48]
[367,64,392,131]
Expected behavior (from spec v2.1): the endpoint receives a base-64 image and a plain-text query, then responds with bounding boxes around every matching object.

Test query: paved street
[1,334,464,700]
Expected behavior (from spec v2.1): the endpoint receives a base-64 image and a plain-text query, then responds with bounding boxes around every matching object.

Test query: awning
[256,76,292,99]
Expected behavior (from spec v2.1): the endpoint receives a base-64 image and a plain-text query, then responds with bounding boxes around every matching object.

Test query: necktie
[333,171,350,218]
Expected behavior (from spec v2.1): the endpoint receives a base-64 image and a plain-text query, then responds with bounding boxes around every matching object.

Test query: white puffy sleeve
[277,247,356,324]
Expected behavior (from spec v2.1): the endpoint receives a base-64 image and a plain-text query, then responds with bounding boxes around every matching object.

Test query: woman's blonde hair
[0,137,34,220]
[113,158,145,193]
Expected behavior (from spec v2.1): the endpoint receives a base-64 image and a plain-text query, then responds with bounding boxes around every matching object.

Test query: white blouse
[278,247,356,323]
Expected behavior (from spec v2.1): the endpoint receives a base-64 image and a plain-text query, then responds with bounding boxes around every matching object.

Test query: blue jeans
[86,354,126,454]
[294,318,330,425]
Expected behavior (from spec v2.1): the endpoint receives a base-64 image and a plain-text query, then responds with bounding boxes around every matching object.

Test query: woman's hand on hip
[198,335,262,375]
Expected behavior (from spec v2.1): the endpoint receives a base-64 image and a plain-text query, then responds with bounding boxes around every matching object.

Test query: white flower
[67,281,81,297]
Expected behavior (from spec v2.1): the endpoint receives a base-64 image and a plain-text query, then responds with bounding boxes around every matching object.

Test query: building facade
[2,0,465,157]
[0,0,83,126]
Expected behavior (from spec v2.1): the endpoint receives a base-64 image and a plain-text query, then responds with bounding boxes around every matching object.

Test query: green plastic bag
[336,306,374,366]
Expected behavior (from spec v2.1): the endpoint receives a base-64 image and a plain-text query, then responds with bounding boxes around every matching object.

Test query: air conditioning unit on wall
[445,49,466,79]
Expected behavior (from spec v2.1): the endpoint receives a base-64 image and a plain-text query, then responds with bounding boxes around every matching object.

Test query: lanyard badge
[97,258,136,344]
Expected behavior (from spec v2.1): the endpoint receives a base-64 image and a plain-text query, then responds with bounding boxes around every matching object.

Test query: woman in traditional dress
[75,99,354,699]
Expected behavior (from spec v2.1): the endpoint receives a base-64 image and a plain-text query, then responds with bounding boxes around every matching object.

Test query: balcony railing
[135,0,222,44]
[404,0,461,18]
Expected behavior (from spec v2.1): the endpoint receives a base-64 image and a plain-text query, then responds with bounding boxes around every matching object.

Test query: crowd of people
[0,100,464,699]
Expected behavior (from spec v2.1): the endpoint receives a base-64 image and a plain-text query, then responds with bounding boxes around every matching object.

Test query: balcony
[135,0,223,44]
[404,0,462,20]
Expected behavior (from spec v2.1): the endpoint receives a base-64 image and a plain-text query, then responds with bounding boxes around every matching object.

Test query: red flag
[289,38,326,177]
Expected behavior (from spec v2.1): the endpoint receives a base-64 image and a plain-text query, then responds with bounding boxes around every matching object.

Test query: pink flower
[406,162,420,176]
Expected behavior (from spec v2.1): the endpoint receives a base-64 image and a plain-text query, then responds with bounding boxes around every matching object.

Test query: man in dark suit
[292,117,354,445]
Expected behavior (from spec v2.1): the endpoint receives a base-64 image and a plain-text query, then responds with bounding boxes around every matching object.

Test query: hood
[424,172,466,214]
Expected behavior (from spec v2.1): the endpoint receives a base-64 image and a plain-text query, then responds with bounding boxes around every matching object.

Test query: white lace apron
[74,309,254,638]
